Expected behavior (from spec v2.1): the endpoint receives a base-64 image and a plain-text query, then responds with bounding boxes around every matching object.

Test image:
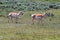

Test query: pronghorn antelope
[7,11,24,23]
[31,13,48,24]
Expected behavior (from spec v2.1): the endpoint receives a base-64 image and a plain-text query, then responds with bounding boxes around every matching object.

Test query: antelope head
[18,11,24,16]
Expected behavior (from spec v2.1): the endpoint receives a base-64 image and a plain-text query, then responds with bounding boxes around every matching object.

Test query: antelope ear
[20,11,24,14]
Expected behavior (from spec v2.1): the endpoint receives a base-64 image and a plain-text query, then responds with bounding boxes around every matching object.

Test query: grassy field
[0,9,60,40]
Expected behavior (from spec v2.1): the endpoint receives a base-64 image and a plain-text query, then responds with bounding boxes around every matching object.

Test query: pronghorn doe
[31,13,48,24]
[7,11,24,23]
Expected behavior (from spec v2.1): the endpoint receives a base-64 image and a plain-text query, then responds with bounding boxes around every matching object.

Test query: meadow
[0,9,60,40]
[0,0,60,40]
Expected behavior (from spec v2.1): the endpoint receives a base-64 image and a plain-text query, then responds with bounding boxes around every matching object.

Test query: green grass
[0,9,60,40]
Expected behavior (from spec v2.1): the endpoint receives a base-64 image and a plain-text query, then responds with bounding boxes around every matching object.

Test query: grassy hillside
[0,0,60,12]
